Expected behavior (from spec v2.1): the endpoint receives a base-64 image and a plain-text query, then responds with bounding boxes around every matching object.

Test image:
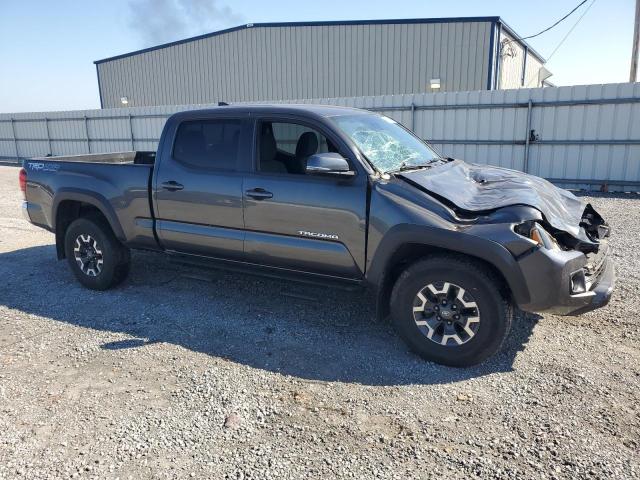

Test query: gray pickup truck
[20,105,615,366]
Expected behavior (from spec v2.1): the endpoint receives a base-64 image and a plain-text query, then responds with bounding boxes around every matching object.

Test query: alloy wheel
[412,281,480,346]
[73,234,104,277]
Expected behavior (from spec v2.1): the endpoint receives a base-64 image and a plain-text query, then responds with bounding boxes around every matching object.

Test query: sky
[0,0,635,113]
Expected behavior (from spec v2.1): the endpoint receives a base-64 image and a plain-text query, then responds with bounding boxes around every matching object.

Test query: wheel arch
[366,224,530,321]
[53,190,125,260]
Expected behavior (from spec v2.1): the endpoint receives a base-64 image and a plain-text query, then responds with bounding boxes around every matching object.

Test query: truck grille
[584,240,609,287]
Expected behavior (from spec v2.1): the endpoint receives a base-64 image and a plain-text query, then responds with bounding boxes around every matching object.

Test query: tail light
[19,168,27,199]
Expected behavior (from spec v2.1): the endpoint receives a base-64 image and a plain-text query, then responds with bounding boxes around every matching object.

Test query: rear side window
[173,119,242,170]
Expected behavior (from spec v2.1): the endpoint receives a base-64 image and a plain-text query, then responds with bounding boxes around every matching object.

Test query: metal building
[95,17,548,108]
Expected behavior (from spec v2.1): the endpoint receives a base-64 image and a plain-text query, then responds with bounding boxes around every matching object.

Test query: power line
[499,0,589,55]
[525,0,597,86]
[520,0,589,40]
[544,0,597,62]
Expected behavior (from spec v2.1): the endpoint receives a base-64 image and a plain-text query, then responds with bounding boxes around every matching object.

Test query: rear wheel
[390,255,512,367]
[64,217,130,290]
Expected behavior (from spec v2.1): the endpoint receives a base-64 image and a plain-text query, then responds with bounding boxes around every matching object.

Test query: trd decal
[28,162,59,172]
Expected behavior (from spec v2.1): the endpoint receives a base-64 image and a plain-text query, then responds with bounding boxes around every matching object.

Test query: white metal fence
[2,82,640,191]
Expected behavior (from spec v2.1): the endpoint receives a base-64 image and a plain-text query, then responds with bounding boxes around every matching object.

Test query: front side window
[258,121,337,174]
[173,119,242,170]
[331,114,440,173]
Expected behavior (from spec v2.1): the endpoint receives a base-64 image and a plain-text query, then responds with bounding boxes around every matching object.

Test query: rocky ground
[0,164,638,479]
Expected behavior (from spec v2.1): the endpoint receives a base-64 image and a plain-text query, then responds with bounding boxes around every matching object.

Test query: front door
[243,119,368,278]
[154,116,250,259]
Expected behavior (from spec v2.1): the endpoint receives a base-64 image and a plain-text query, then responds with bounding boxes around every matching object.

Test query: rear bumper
[517,244,615,316]
[21,201,31,221]
[22,201,50,230]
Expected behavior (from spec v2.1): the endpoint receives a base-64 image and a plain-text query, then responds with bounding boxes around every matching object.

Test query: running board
[165,251,365,292]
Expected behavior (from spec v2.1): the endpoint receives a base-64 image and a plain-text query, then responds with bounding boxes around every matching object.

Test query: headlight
[515,222,560,251]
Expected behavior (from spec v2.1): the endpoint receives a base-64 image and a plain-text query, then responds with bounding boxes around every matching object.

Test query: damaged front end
[399,159,610,252]
[511,206,612,309]
[547,203,610,254]
[397,159,615,315]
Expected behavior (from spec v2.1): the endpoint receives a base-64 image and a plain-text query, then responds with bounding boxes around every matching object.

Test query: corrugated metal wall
[523,53,545,89]
[498,30,526,89]
[497,30,545,90]
[2,83,639,191]
[96,21,493,108]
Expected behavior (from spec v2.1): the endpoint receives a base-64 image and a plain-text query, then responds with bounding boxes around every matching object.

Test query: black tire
[390,255,512,367]
[64,217,131,290]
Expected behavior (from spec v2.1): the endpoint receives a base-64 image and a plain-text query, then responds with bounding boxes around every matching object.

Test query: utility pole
[631,0,640,82]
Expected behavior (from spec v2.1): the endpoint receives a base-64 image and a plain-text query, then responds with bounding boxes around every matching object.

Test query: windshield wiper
[387,160,438,174]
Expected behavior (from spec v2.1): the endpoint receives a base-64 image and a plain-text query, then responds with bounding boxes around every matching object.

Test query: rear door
[242,116,368,278]
[154,115,250,259]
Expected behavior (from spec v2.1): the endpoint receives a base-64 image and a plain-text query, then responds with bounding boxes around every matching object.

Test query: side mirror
[305,152,354,177]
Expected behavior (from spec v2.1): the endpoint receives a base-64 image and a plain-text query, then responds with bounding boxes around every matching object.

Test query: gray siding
[523,54,545,88]
[498,29,525,89]
[498,29,546,89]
[97,22,493,108]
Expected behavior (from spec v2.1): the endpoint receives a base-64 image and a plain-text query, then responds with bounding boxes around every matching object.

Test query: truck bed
[23,152,157,250]
[31,151,156,165]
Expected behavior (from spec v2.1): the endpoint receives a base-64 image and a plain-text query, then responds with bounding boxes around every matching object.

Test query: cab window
[258,121,338,174]
[173,119,242,170]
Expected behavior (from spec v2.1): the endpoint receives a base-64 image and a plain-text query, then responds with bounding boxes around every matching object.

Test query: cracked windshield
[332,114,441,173]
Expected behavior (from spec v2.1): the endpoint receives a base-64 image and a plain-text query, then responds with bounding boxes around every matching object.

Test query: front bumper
[569,255,615,315]
[517,242,615,316]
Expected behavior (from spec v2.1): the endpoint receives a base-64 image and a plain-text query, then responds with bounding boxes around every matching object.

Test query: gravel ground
[0,164,638,479]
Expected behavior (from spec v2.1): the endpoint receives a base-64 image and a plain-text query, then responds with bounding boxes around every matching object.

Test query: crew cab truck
[20,105,615,367]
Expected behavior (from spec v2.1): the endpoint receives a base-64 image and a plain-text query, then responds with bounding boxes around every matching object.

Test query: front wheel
[390,256,513,367]
[64,217,131,290]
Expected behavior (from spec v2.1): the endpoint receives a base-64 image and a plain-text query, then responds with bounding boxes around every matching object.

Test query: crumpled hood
[398,159,595,242]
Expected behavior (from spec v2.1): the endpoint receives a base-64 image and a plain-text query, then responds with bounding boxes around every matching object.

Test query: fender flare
[52,188,126,242]
[365,224,530,306]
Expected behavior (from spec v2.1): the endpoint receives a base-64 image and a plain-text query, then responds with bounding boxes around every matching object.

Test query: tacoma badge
[298,230,339,240]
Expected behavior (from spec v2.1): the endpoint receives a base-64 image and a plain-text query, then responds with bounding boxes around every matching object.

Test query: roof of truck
[171,104,376,119]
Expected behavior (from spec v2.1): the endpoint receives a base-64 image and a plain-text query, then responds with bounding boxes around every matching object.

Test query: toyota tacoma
[20,105,615,366]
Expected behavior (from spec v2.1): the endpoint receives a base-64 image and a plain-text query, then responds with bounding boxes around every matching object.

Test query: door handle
[245,188,273,200]
[161,181,184,191]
